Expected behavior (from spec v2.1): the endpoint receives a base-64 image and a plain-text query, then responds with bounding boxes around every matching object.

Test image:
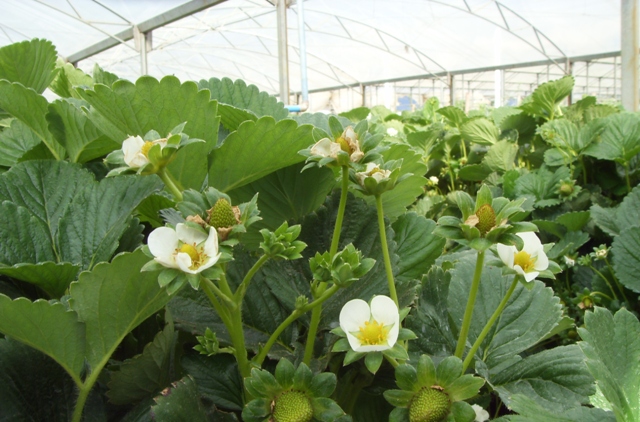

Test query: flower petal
[519,232,542,255]
[370,295,399,348]
[340,299,371,351]
[310,138,335,158]
[176,223,208,245]
[355,344,392,352]
[534,249,549,272]
[122,136,147,167]
[148,227,179,267]
[513,265,526,277]
[497,243,515,268]
[176,252,196,274]
[523,271,539,282]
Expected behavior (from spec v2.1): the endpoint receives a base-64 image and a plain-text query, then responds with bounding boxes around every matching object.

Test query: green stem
[228,305,251,379]
[384,355,399,368]
[591,291,613,301]
[330,166,350,257]
[158,168,183,202]
[589,264,619,301]
[460,139,467,160]
[462,275,519,373]
[254,284,340,366]
[234,255,269,303]
[455,250,485,358]
[624,163,632,193]
[375,194,398,307]
[71,384,92,422]
[604,257,629,305]
[304,167,349,364]
[579,156,587,185]
[201,278,232,322]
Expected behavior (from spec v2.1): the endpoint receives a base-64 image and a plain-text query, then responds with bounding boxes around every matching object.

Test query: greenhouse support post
[277,0,290,105]
[622,0,639,111]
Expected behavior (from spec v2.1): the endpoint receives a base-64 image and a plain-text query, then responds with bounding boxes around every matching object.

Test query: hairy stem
[254,284,340,366]
[455,250,485,358]
[376,194,398,307]
[234,254,269,303]
[604,257,629,305]
[589,264,619,301]
[462,275,519,373]
[158,168,183,202]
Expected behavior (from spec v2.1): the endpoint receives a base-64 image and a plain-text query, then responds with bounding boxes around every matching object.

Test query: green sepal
[449,191,474,220]
[497,233,524,250]
[332,337,351,352]
[389,407,410,422]
[308,372,337,398]
[255,367,282,396]
[383,343,409,360]
[199,265,224,280]
[417,355,437,389]
[331,326,346,337]
[141,259,165,272]
[242,397,271,422]
[244,372,268,398]
[399,307,411,322]
[450,401,476,422]
[397,328,417,341]
[446,374,485,401]
[437,216,462,227]
[292,361,313,391]
[435,356,464,389]
[460,224,480,241]
[186,273,200,290]
[468,237,493,252]
[165,276,186,295]
[383,389,414,408]
[475,184,493,210]
[365,351,384,374]
[158,268,180,287]
[311,397,348,422]
[343,349,365,366]
[395,363,418,391]
[275,358,295,390]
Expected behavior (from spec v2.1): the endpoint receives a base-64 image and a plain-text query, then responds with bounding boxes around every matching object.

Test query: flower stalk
[455,250,485,358]
[462,275,520,373]
[375,194,398,307]
[158,167,183,202]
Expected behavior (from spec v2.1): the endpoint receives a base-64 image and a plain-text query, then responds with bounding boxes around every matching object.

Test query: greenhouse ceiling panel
[0,0,621,95]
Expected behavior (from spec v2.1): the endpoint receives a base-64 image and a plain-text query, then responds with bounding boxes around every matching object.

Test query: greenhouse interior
[0,1,640,422]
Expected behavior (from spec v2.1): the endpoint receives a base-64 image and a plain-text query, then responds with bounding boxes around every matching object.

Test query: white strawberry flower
[148,223,221,274]
[310,137,341,158]
[497,232,549,282]
[339,295,399,352]
[356,162,391,185]
[122,135,167,168]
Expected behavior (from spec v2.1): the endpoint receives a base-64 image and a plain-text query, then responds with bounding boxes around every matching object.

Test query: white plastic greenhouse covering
[0,0,627,112]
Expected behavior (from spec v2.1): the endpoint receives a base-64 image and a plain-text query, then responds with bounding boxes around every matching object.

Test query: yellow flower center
[178,243,208,270]
[356,319,390,346]
[514,250,535,272]
[336,136,351,153]
[140,141,155,157]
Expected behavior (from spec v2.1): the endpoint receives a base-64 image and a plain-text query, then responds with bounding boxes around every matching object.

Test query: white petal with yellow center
[122,135,148,168]
[339,295,399,352]
[497,232,549,282]
[148,225,221,275]
[148,227,180,269]
[310,138,341,158]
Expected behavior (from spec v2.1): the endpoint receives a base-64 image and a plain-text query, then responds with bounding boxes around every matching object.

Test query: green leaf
[0,119,42,167]
[0,337,90,422]
[78,75,219,190]
[68,250,174,372]
[460,118,500,145]
[458,164,491,182]
[405,267,456,357]
[199,77,288,130]
[228,162,335,249]
[0,80,65,159]
[556,211,590,232]
[0,38,57,94]
[182,353,244,411]
[57,175,163,270]
[515,166,570,207]
[490,345,594,410]
[209,117,314,192]
[362,143,428,218]
[584,113,640,164]
[151,376,208,422]
[578,307,640,422]
[0,261,79,298]
[508,394,616,422]
[106,323,177,405]
[292,112,351,140]
[519,76,574,120]
[339,106,370,123]
[0,201,57,265]
[48,60,94,99]
[0,295,85,382]
[612,226,640,293]
[47,98,119,163]
[437,106,467,128]
[392,213,444,283]
[483,140,518,172]
[538,118,580,152]
[590,183,640,237]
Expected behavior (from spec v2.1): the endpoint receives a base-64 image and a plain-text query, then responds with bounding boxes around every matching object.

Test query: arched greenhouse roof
[0,0,624,110]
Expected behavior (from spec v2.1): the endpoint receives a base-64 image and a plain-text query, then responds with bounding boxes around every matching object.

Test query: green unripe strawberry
[272,390,313,422]
[475,204,496,235]
[559,181,574,197]
[208,198,237,228]
[409,387,451,422]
